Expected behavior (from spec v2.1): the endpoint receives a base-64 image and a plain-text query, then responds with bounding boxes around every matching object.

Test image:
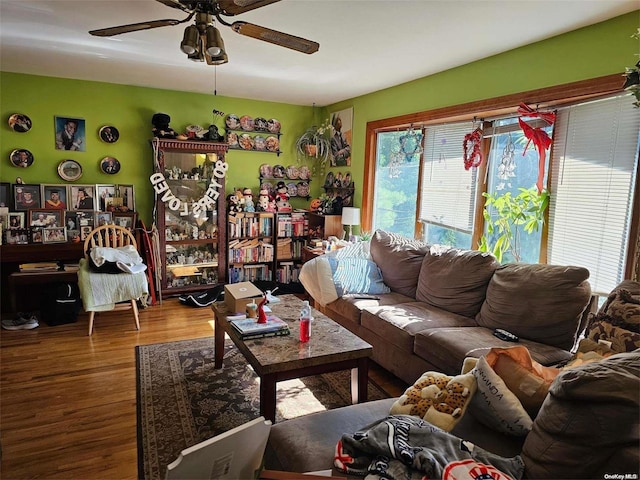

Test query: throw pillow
[389,370,476,432]
[486,346,559,417]
[584,285,640,353]
[469,356,533,436]
[326,256,390,297]
[369,230,430,298]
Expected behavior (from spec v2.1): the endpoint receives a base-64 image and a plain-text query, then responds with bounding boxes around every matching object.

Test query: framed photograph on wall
[70,185,96,211]
[12,184,41,211]
[96,184,115,212]
[54,116,86,151]
[41,184,69,210]
[116,184,135,212]
[113,212,137,230]
[6,228,29,245]
[43,226,68,244]
[29,209,63,228]
[0,182,10,208]
[329,107,353,167]
[8,212,25,228]
[64,210,81,241]
[80,225,93,241]
[31,227,44,244]
[95,211,112,226]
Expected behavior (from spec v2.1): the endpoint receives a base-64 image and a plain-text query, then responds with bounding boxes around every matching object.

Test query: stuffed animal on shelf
[151,113,177,139]
[243,188,255,212]
[227,194,242,213]
[257,189,271,212]
[234,188,246,212]
[206,124,224,142]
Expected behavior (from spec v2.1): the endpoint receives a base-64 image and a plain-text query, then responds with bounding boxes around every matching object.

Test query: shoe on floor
[2,314,39,330]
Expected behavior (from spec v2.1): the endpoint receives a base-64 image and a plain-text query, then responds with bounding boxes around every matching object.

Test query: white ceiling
[1,0,637,106]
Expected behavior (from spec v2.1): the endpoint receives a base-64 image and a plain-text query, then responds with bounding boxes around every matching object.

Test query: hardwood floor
[0,298,408,480]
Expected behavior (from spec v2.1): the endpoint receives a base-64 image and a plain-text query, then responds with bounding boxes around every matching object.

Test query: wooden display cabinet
[152,139,228,296]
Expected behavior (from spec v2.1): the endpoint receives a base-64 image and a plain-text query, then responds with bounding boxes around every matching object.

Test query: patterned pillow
[585,286,640,353]
[326,256,390,296]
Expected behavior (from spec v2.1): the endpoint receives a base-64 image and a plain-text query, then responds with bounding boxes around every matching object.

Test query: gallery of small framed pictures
[1,182,137,244]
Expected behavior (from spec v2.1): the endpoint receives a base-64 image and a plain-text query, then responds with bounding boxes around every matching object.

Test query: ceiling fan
[89,0,319,65]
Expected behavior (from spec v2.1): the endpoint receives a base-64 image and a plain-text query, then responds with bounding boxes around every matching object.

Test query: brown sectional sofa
[300,230,594,384]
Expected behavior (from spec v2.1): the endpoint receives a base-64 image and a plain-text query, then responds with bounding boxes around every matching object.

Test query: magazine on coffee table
[230,315,290,339]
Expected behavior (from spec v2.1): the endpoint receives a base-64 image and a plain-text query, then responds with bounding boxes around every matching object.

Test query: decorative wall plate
[266,136,279,152]
[240,115,255,131]
[10,149,34,168]
[99,125,119,143]
[225,114,240,129]
[57,159,82,181]
[239,134,254,150]
[267,118,281,133]
[8,113,32,133]
[100,156,121,174]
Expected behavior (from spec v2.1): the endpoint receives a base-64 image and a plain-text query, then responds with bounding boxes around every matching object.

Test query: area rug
[136,337,390,480]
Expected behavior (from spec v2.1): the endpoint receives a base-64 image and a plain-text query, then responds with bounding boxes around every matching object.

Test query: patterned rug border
[135,336,390,480]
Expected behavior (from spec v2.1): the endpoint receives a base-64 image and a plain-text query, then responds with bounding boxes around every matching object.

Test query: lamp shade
[180,25,200,55]
[341,207,360,226]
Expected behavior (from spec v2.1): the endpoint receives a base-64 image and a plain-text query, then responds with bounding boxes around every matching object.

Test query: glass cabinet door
[153,139,228,295]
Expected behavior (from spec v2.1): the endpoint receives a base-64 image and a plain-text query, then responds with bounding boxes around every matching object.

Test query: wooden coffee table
[212,294,373,423]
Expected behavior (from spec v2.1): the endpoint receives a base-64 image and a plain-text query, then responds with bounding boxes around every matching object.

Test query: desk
[0,243,84,313]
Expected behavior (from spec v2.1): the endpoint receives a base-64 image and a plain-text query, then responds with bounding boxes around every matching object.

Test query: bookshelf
[227,212,275,283]
[275,211,308,286]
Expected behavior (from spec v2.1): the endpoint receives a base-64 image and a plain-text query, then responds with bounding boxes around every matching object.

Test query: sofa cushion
[414,327,573,375]
[476,263,591,350]
[469,356,533,436]
[521,350,640,479]
[360,302,477,352]
[323,292,416,328]
[416,245,500,317]
[369,230,430,298]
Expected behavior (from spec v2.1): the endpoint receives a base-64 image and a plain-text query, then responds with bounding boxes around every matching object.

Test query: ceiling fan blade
[89,19,182,37]
[217,0,280,16]
[155,0,192,11]
[231,21,319,54]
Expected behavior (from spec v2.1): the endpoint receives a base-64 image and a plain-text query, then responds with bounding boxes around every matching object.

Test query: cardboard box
[225,282,263,314]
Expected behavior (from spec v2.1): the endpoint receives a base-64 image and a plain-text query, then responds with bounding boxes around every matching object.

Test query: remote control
[493,328,519,342]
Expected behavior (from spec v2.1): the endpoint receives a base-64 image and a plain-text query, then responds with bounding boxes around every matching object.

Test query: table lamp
[341,207,360,242]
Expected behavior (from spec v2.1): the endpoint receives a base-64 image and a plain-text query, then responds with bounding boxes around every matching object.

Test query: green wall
[0,76,323,224]
[1,11,637,223]
[327,11,639,208]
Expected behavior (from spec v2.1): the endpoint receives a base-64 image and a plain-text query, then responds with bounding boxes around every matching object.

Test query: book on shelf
[230,315,290,339]
[19,262,60,272]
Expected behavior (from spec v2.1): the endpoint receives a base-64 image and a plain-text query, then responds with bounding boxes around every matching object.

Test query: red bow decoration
[517,103,556,193]
[463,128,483,170]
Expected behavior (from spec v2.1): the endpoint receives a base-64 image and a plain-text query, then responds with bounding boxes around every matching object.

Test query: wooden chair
[80,224,147,335]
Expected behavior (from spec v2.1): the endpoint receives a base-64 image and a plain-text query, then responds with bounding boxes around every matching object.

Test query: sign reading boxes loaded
[224,281,264,314]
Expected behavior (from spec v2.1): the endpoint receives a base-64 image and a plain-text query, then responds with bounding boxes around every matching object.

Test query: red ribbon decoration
[517,103,556,193]
[463,128,483,170]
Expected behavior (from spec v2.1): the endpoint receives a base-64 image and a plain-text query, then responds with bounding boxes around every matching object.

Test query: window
[366,77,638,291]
[371,130,421,238]
[419,122,477,248]
[547,95,639,294]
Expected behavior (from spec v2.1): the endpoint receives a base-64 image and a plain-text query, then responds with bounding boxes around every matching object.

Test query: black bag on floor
[41,283,82,326]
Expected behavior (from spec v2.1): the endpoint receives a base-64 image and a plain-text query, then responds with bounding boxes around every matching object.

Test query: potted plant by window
[295,119,333,165]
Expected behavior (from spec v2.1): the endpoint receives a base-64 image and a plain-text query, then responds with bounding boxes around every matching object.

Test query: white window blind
[548,94,639,295]
[420,123,477,232]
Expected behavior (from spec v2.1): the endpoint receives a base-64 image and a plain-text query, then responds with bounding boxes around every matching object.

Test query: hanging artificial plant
[295,118,333,165]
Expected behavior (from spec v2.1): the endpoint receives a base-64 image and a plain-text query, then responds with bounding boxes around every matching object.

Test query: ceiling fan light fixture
[209,52,229,65]
[180,25,199,55]
[205,25,225,57]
